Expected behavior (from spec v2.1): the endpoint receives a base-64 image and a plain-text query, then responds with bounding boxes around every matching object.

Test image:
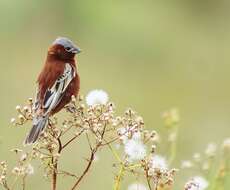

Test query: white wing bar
[42,63,75,115]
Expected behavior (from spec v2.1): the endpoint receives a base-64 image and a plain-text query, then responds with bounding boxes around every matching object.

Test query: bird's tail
[25,115,48,145]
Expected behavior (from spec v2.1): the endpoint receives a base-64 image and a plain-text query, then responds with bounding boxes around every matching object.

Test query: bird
[25,37,81,144]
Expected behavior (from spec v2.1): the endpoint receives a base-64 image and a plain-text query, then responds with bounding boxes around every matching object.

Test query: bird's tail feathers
[24,115,48,145]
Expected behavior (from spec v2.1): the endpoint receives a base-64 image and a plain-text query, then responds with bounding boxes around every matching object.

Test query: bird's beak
[71,46,81,54]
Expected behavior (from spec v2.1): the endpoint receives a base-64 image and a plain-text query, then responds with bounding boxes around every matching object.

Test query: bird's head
[48,37,81,60]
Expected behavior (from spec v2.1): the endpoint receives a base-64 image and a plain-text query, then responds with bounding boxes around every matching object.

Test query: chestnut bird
[25,37,81,144]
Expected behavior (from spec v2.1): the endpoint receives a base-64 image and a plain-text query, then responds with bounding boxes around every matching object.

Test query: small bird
[25,37,81,144]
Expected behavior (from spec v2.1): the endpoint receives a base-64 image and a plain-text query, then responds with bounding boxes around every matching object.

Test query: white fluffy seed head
[86,90,108,106]
[149,155,168,171]
[132,131,141,141]
[128,183,148,190]
[185,176,208,190]
[125,140,146,162]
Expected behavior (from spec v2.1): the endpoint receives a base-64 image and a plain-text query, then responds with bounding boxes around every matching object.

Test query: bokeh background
[0,0,230,189]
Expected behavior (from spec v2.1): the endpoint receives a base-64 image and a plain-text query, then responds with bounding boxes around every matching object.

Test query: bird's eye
[65,47,71,51]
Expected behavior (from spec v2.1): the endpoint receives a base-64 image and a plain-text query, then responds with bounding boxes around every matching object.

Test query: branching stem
[114,164,125,190]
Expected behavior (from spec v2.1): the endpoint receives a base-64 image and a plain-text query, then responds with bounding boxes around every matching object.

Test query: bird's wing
[39,63,75,115]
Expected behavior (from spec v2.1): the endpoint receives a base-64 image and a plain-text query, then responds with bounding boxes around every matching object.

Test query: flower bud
[10,118,16,124]
[151,144,156,153]
[16,105,21,112]
[28,98,33,104]
[71,95,76,102]
[18,114,25,122]
[23,106,29,112]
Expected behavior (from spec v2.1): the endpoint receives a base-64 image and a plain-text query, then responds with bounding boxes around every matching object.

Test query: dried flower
[23,106,29,112]
[135,116,144,125]
[0,161,6,167]
[150,144,156,153]
[125,108,135,116]
[7,94,219,190]
[149,132,160,143]
[18,114,25,122]
[16,105,21,111]
[118,127,128,144]
[184,180,199,190]
[0,175,6,185]
[20,153,27,162]
[86,90,108,106]
[28,98,33,104]
[12,167,23,175]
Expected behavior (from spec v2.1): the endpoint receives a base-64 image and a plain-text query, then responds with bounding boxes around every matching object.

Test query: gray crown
[53,37,81,54]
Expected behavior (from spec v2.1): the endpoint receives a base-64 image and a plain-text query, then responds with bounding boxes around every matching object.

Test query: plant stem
[70,147,98,190]
[22,176,26,190]
[145,168,152,190]
[11,176,18,190]
[70,124,106,190]
[51,157,58,190]
[114,165,124,190]
[62,129,85,150]
[3,181,11,190]
[146,176,152,190]
[107,144,122,163]
[51,137,62,190]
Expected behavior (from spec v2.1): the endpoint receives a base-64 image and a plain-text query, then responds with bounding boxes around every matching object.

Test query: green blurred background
[0,0,230,189]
